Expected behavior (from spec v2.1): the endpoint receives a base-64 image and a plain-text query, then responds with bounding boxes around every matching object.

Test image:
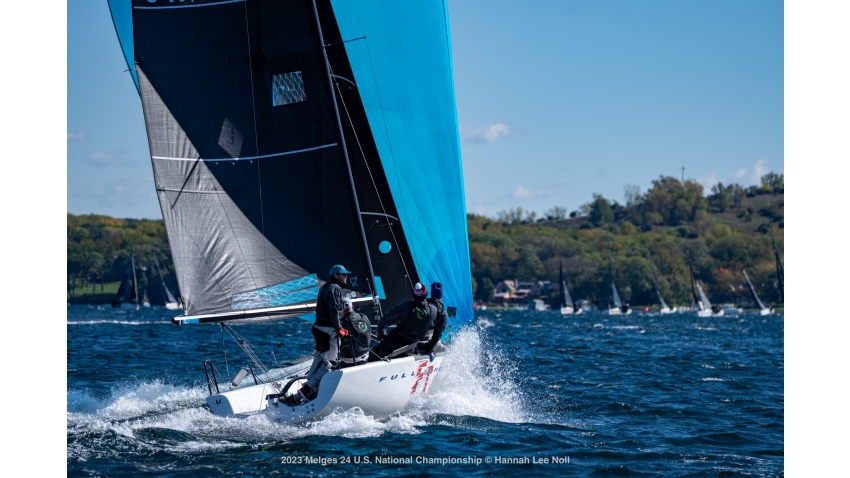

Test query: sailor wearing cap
[422,282,449,354]
[301,264,353,401]
[370,282,438,361]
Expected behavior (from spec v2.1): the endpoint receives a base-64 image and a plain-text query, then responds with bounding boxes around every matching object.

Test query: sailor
[370,282,437,361]
[300,265,352,401]
[422,282,449,354]
[338,297,372,368]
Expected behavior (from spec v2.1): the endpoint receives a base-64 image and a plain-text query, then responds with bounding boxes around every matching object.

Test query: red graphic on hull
[410,360,429,395]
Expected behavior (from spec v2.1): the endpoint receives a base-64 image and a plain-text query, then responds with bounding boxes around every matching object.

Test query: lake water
[67,306,783,476]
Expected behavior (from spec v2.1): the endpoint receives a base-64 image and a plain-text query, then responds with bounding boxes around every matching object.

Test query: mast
[559,258,565,308]
[130,252,139,310]
[688,259,701,309]
[742,270,766,310]
[310,0,380,314]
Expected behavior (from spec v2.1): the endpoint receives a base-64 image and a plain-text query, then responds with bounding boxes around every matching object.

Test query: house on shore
[493,280,554,305]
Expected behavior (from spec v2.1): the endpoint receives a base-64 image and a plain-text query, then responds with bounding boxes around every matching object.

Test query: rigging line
[242,1,269,291]
[329,62,413,287]
[221,325,278,386]
[360,31,420,283]
[221,323,277,370]
[324,36,366,48]
[344,1,418,281]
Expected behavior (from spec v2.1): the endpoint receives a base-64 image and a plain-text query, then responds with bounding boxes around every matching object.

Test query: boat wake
[67,326,527,459]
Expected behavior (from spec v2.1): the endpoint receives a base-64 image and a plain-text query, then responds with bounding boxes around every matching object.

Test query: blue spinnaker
[331,0,473,324]
[106,0,139,93]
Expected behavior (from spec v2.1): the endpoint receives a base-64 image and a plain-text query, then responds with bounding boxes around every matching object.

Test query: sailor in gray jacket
[300,264,352,401]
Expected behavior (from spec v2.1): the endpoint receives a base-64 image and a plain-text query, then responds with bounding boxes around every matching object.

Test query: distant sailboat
[110,254,139,310]
[607,260,631,315]
[155,260,181,311]
[560,259,582,315]
[772,233,784,305]
[743,270,772,315]
[651,276,677,314]
[689,260,722,317]
[142,291,151,308]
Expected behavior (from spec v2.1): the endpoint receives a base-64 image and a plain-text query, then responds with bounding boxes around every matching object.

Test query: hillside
[68,175,784,308]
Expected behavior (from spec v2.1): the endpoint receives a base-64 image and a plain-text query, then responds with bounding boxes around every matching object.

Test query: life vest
[340,312,371,358]
[396,301,437,341]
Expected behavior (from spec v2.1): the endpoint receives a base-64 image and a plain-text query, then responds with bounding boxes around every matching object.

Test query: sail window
[378,241,392,254]
[272,72,307,106]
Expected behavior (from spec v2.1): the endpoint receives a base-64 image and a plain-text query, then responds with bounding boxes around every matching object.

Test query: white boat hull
[659,307,678,314]
[207,354,445,423]
[165,302,181,311]
[697,309,724,317]
[560,306,583,315]
[608,308,632,315]
[758,308,773,316]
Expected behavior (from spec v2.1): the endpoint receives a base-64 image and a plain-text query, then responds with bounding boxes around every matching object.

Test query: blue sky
[67,0,783,219]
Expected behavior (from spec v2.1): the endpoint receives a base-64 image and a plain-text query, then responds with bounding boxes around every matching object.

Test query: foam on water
[411,326,527,423]
[67,326,526,460]
[67,320,169,326]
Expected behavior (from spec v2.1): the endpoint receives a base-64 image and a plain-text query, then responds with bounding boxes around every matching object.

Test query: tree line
[68,172,784,308]
[67,214,178,304]
[472,173,784,307]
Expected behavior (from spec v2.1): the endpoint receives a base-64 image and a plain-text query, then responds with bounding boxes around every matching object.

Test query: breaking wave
[67,325,527,460]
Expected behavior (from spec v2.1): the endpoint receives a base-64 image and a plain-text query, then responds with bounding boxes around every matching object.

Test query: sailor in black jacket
[370,282,437,360]
[301,264,353,400]
[423,282,449,354]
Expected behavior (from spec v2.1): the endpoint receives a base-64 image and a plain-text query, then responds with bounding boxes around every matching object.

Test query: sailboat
[689,260,722,317]
[772,233,784,306]
[559,259,582,315]
[650,276,677,314]
[155,260,181,311]
[110,253,139,310]
[607,260,631,315]
[108,0,472,421]
[743,270,772,315]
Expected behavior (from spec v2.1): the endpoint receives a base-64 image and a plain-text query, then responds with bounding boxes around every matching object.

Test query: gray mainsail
[559,259,574,308]
[608,260,622,308]
[155,260,178,305]
[696,282,712,310]
[129,0,418,322]
[650,276,669,310]
[688,260,702,310]
[742,270,766,310]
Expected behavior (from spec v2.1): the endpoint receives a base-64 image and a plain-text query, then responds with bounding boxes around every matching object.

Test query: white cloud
[68,130,87,142]
[84,151,117,164]
[701,159,773,190]
[459,123,511,144]
[514,184,531,198]
[82,149,129,167]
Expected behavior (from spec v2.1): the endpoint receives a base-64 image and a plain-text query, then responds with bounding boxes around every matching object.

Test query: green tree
[587,194,614,226]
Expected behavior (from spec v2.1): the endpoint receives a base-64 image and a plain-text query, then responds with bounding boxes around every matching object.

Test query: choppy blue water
[67,306,783,476]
